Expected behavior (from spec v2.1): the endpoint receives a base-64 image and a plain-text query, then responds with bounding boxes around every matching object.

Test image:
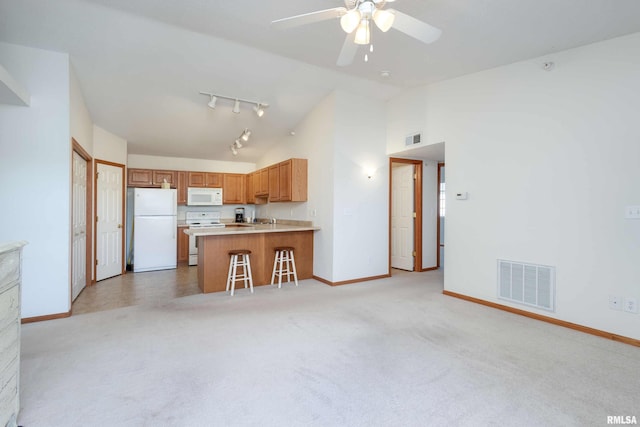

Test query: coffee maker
[235,207,245,223]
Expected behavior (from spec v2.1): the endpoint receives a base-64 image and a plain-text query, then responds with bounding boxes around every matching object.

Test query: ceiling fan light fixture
[232,99,240,114]
[207,95,217,109]
[340,9,361,33]
[373,9,394,32]
[354,19,370,45]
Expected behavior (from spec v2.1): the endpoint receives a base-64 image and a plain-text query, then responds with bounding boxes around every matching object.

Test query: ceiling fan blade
[337,32,358,67]
[389,9,442,44]
[271,7,347,30]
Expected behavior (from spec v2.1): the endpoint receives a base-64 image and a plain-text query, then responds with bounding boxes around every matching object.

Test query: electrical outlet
[625,206,640,219]
[623,297,638,314]
[609,295,622,311]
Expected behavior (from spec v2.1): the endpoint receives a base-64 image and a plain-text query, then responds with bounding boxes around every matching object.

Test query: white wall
[94,125,127,165]
[258,90,388,282]
[257,93,336,280]
[418,33,640,340]
[0,42,71,318]
[69,64,92,153]
[128,154,254,173]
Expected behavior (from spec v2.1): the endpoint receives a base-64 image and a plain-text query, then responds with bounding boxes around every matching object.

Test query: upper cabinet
[223,174,246,204]
[127,168,153,187]
[152,170,176,187]
[187,172,223,188]
[268,158,307,202]
[126,158,307,204]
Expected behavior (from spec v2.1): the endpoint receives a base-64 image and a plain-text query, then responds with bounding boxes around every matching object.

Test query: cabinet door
[245,172,255,204]
[152,170,176,187]
[290,158,308,202]
[127,168,153,187]
[256,168,269,195]
[177,171,187,205]
[268,165,280,202]
[188,172,206,187]
[177,227,189,263]
[223,173,245,204]
[206,173,223,188]
[279,160,292,201]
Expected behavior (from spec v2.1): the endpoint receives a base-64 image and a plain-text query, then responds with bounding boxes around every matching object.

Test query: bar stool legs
[226,249,253,296]
[270,246,298,288]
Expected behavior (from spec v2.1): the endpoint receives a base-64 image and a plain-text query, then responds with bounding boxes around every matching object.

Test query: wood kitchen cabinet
[256,168,269,196]
[223,173,245,204]
[127,168,153,187]
[268,159,307,202]
[177,226,189,263]
[245,172,255,204]
[268,164,280,202]
[176,171,187,205]
[152,170,176,187]
[188,171,223,188]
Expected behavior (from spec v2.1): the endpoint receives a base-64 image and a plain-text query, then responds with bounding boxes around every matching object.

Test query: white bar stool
[270,246,298,288]
[226,249,253,296]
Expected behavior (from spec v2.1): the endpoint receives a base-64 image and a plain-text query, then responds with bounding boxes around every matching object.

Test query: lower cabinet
[177,227,189,263]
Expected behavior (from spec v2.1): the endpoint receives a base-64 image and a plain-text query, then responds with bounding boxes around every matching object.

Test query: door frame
[70,139,93,306]
[437,162,445,268]
[94,159,126,281]
[389,157,423,272]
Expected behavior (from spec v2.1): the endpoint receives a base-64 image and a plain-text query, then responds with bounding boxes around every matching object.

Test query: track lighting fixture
[229,128,251,156]
[199,92,269,116]
[253,103,265,118]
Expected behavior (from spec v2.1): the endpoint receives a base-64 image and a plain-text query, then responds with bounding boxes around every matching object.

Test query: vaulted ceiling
[2,0,640,162]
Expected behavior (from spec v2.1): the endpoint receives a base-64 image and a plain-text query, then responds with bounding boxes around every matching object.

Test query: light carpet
[18,270,639,426]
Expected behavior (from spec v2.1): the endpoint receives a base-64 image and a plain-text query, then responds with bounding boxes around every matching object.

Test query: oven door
[188,231,198,266]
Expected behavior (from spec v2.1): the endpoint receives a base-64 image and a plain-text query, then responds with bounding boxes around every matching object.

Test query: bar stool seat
[226,249,253,296]
[270,246,298,288]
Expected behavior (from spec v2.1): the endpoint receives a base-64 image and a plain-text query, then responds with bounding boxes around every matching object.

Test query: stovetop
[185,211,223,228]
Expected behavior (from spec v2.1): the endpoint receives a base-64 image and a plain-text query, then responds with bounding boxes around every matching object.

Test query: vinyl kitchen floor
[72,265,200,315]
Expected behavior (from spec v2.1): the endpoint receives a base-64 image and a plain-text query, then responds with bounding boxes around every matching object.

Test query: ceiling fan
[271,0,442,66]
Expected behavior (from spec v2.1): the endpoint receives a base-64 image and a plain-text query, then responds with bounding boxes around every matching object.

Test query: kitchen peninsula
[184,223,319,293]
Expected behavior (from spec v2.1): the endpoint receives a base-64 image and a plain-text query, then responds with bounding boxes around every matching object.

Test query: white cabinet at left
[0,241,26,427]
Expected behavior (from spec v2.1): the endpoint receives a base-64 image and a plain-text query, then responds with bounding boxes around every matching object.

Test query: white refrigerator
[133,188,177,272]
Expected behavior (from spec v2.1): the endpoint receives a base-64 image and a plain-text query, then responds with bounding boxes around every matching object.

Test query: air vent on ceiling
[405,132,422,146]
[497,259,555,312]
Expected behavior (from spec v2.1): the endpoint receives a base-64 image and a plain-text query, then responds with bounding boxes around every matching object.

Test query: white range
[185,211,225,266]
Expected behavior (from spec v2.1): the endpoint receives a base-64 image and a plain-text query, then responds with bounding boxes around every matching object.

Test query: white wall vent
[497,259,555,312]
[405,132,422,146]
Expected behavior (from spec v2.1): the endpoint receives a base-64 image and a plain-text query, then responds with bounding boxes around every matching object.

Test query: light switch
[625,206,640,219]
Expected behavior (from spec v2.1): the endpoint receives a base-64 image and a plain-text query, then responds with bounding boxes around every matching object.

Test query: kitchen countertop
[184,223,319,236]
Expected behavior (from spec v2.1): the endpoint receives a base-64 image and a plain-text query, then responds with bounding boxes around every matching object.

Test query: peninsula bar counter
[184,223,319,293]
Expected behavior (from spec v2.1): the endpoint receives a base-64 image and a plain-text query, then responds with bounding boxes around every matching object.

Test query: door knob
[117,224,123,228]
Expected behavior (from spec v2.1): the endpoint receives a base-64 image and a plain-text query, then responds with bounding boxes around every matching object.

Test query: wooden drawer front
[0,251,20,293]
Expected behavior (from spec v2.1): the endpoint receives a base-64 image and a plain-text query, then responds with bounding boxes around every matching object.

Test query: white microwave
[187,187,223,206]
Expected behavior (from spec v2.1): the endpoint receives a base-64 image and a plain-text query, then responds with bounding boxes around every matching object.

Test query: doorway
[437,163,445,269]
[95,160,125,281]
[389,158,423,272]
[71,139,92,302]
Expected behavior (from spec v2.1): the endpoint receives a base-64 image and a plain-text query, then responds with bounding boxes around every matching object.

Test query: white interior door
[96,163,123,281]
[71,151,87,300]
[392,164,415,271]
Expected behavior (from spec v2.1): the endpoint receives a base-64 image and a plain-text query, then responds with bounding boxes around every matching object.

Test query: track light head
[207,95,217,109]
[254,103,265,118]
[241,128,251,141]
[232,99,240,114]
[230,145,238,155]
[234,139,242,149]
